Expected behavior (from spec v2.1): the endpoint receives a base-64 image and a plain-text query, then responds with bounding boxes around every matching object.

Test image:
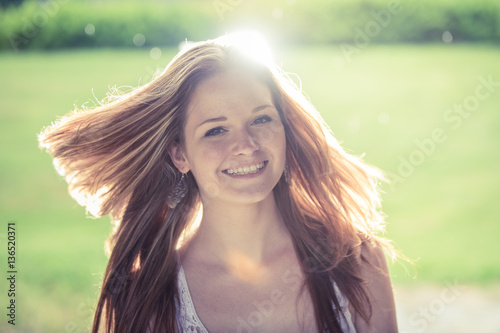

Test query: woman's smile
[222,160,268,177]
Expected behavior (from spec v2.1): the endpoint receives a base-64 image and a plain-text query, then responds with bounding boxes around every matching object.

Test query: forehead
[186,71,274,122]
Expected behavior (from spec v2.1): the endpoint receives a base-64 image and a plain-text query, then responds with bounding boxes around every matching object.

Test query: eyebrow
[195,104,275,129]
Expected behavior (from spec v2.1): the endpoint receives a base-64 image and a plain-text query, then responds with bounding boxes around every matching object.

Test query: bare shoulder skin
[350,242,398,333]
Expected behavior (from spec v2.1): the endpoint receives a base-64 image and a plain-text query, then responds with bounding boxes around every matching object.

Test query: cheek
[188,140,232,200]
[274,129,287,169]
[254,120,286,146]
[206,141,229,161]
[259,126,286,154]
[190,140,230,171]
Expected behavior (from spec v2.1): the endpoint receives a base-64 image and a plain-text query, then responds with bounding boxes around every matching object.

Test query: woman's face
[173,70,286,205]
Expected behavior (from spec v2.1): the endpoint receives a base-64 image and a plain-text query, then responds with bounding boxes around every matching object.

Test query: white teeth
[225,162,265,175]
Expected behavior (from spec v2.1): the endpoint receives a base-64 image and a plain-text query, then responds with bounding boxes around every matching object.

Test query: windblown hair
[39,35,395,332]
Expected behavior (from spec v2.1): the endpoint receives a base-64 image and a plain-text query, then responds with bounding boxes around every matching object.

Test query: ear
[168,143,190,173]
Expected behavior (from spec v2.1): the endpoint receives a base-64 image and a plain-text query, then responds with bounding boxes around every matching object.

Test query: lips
[222,161,267,176]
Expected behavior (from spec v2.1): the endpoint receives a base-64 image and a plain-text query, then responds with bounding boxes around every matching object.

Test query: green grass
[1,44,499,331]
[280,44,500,285]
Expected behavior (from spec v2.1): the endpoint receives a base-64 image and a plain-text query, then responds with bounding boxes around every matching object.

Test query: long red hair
[39,35,395,332]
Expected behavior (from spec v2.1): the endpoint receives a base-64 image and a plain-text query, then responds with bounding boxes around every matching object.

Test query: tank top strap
[176,265,356,333]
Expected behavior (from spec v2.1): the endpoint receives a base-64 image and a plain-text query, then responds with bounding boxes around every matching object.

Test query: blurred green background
[1,0,499,332]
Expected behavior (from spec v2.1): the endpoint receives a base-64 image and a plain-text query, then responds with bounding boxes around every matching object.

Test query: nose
[233,128,260,155]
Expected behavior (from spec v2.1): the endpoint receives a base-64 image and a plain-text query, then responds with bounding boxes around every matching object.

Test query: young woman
[39,34,398,332]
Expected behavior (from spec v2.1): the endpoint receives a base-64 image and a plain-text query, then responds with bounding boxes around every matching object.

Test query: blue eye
[252,116,272,125]
[204,127,226,137]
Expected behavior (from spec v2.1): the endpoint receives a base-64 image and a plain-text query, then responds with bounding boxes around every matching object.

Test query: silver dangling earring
[167,172,188,208]
[283,162,291,184]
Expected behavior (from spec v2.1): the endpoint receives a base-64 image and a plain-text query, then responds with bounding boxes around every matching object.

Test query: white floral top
[175,265,357,333]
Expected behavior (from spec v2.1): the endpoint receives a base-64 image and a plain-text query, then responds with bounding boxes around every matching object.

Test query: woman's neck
[185,194,293,279]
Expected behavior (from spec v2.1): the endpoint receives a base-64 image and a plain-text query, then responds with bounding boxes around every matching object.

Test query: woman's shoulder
[350,239,398,333]
[359,239,388,269]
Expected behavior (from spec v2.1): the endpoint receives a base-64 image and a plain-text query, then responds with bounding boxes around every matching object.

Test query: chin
[202,183,276,206]
[229,182,280,203]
